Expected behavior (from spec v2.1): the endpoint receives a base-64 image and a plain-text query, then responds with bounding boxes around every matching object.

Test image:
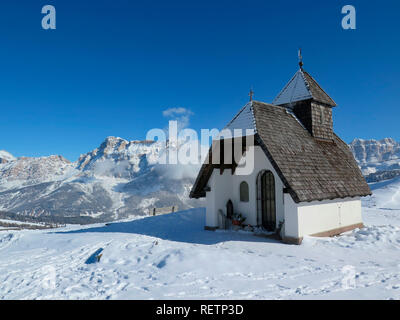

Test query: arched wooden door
[260,171,276,231]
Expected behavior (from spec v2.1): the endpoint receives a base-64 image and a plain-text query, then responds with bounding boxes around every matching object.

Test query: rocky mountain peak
[0,154,74,185]
[349,138,400,179]
[76,137,159,176]
[0,150,16,164]
[99,136,129,155]
[349,138,400,165]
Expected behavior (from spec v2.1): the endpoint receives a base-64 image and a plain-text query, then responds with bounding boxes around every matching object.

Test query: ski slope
[1,181,400,299]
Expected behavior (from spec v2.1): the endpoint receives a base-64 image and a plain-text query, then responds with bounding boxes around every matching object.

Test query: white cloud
[153,162,201,181]
[162,107,194,130]
[92,159,131,178]
[162,107,193,117]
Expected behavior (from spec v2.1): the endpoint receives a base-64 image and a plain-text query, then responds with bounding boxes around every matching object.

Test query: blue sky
[0,0,399,161]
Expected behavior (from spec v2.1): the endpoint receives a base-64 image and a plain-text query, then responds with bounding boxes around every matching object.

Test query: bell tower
[272,52,336,141]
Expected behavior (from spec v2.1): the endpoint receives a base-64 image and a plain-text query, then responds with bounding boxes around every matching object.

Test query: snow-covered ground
[1,180,400,300]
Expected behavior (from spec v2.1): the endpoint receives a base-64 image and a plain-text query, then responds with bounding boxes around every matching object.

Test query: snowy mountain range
[1,136,399,223]
[349,138,400,182]
[0,137,202,223]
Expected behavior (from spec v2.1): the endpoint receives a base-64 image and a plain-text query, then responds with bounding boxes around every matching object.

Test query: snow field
[0,201,399,299]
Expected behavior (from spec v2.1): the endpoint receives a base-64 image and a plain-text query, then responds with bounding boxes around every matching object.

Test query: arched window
[239,181,249,202]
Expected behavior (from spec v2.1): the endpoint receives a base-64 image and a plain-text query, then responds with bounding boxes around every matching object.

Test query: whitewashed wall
[205,145,285,228]
[205,144,363,240]
[283,195,362,239]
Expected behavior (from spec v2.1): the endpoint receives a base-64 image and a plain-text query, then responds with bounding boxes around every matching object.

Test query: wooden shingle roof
[190,101,371,202]
[302,71,336,107]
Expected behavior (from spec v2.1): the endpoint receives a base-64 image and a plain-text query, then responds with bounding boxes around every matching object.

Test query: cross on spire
[248,88,254,101]
[298,48,303,69]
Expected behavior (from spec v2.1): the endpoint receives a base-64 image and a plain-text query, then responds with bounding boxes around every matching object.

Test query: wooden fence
[149,206,178,216]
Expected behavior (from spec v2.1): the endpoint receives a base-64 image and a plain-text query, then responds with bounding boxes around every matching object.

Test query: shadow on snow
[56,208,278,245]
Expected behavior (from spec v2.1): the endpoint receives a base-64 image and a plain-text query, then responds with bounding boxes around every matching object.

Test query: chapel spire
[272,52,337,141]
[298,48,303,70]
[248,88,254,102]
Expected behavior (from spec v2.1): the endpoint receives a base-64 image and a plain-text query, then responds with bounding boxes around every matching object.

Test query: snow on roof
[272,69,312,105]
[272,69,336,107]
[216,102,256,139]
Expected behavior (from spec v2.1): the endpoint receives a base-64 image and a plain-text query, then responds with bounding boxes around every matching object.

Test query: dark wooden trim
[282,223,364,245]
[195,192,205,198]
[310,223,364,237]
[255,133,300,203]
[220,139,224,175]
[283,187,290,193]
[212,164,234,169]
[282,236,303,245]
